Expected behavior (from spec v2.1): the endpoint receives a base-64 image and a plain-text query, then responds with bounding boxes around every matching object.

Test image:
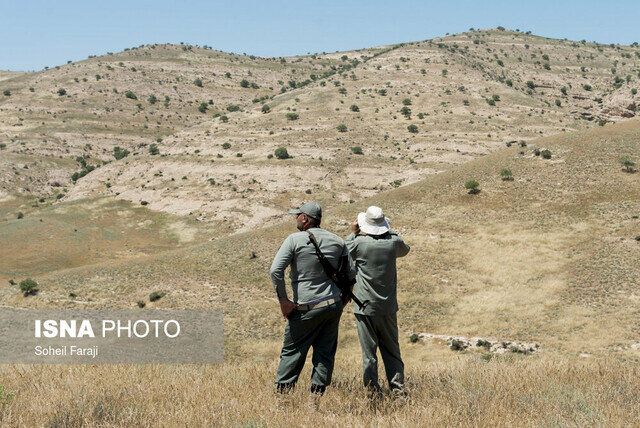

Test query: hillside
[0,114,638,425]
[2,29,640,237]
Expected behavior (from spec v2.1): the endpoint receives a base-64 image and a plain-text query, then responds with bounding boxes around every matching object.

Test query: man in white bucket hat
[345,205,410,397]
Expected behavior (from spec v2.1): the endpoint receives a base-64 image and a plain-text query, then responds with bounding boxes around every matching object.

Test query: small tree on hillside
[500,168,513,181]
[194,78,203,87]
[407,124,418,133]
[465,180,480,194]
[274,147,290,159]
[19,278,38,296]
[336,124,347,132]
[619,156,636,173]
[198,102,208,113]
[261,104,270,113]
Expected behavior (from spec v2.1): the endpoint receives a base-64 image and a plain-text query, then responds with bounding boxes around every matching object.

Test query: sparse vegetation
[57,88,66,96]
[407,124,418,133]
[541,149,552,159]
[336,124,348,132]
[125,91,137,100]
[19,278,38,296]
[351,146,363,155]
[286,113,299,121]
[274,147,290,159]
[149,144,159,155]
[465,179,480,194]
[149,291,166,302]
[500,168,514,181]
[619,156,636,173]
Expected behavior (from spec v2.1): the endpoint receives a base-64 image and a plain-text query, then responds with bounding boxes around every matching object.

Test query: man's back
[271,227,350,305]
[346,232,410,315]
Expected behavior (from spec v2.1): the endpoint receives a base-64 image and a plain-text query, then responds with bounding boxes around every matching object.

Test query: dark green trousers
[355,312,404,391]
[276,301,343,387]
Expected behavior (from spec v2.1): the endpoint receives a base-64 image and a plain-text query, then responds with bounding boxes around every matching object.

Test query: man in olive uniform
[270,202,355,396]
[345,205,410,395]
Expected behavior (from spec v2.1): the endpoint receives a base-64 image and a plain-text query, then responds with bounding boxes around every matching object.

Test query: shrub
[505,79,513,87]
[261,104,270,113]
[198,102,208,113]
[350,104,359,112]
[17,211,24,219]
[465,180,480,194]
[140,201,148,206]
[526,81,535,89]
[226,104,240,112]
[125,91,137,100]
[336,124,347,132]
[500,168,513,181]
[194,78,203,87]
[561,87,567,95]
[407,124,419,133]
[19,278,38,296]
[149,143,159,155]
[402,98,412,106]
[148,94,157,104]
[240,79,249,88]
[378,89,387,96]
[57,88,66,96]
[0,143,6,149]
[222,143,231,149]
[274,147,290,159]
[534,148,541,156]
[632,88,638,95]
[486,98,495,106]
[619,156,636,173]
[113,146,130,160]
[409,334,419,343]
[541,149,552,159]
[582,84,592,91]
[400,106,411,117]
[136,300,146,308]
[220,115,228,123]
[3,90,10,96]
[351,146,363,155]
[286,112,299,121]
[149,291,166,302]
[555,99,562,107]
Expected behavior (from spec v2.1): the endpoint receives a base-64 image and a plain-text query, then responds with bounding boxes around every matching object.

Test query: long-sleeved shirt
[270,227,355,305]
[345,231,410,316]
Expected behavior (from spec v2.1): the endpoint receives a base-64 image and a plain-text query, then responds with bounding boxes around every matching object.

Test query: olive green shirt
[345,231,410,315]
[270,227,355,305]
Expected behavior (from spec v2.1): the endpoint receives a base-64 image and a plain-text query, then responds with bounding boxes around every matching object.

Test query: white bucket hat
[357,206,391,235]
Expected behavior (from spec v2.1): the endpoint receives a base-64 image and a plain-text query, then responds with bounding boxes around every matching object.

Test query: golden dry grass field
[1,28,640,426]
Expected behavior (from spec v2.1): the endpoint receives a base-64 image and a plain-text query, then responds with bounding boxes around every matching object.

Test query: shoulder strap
[307,231,339,276]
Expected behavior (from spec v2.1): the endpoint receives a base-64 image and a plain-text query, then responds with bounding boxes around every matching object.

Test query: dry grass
[1,350,639,426]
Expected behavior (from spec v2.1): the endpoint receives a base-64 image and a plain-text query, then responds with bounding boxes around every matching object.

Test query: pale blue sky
[2,0,639,71]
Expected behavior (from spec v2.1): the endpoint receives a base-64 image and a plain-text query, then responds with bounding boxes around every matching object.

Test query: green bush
[57,88,66,96]
[19,278,38,296]
[619,156,636,173]
[351,146,363,155]
[486,98,495,106]
[526,81,535,89]
[582,84,592,91]
[226,104,240,112]
[261,104,270,113]
[113,146,130,160]
[500,168,513,181]
[561,87,567,95]
[407,124,418,133]
[3,90,10,96]
[505,79,513,87]
[149,143,159,155]
[286,112,299,121]
[222,143,231,149]
[220,115,228,123]
[402,98,412,106]
[400,106,411,117]
[465,180,480,194]
[350,104,359,112]
[148,94,157,104]
[149,291,166,302]
[409,334,419,343]
[240,79,249,88]
[274,147,290,159]
[541,149,552,159]
[336,124,347,132]
[125,91,137,100]
[194,78,203,87]
[555,99,562,107]
[198,102,208,113]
